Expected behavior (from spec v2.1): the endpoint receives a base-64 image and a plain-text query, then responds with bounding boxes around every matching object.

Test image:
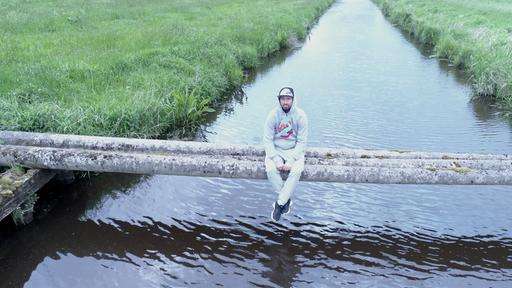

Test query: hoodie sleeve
[291,112,308,160]
[263,110,278,158]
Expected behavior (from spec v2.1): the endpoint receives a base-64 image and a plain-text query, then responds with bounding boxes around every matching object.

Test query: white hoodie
[263,94,308,162]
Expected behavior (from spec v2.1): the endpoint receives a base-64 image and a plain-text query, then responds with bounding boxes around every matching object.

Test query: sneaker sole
[270,202,279,222]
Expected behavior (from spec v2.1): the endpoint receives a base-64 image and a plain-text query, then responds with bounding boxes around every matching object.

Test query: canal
[1,0,511,287]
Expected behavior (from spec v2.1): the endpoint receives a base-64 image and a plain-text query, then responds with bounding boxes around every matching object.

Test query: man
[263,87,308,221]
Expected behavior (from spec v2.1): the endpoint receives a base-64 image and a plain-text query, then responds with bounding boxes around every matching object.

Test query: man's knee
[265,159,278,174]
[266,167,279,177]
[290,159,304,175]
[289,166,304,178]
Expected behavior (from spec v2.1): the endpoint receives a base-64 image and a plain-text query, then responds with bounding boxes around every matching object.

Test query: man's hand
[278,165,291,172]
[273,155,290,172]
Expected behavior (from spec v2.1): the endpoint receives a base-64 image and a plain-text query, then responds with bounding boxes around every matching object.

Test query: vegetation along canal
[1,0,511,287]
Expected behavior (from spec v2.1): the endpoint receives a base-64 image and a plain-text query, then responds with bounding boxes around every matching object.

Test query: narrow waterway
[1,0,512,287]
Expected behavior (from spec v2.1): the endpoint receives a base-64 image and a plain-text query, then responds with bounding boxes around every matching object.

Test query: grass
[0,0,334,138]
[373,0,512,116]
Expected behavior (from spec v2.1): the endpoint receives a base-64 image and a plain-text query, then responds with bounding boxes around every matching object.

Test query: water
[1,0,512,287]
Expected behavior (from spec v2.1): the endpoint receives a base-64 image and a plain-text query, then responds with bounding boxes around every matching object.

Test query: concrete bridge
[1,131,511,224]
[1,131,511,185]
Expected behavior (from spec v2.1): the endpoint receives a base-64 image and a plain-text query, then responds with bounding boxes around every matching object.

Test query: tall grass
[0,0,334,137]
[373,0,512,115]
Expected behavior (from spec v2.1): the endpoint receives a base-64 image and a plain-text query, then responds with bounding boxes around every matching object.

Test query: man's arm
[263,110,278,159]
[291,112,308,161]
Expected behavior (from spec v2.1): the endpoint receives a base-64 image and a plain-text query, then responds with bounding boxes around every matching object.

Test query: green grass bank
[0,0,333,137]
[373,0,512,115]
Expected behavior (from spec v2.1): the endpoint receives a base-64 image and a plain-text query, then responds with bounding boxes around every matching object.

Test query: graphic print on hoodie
[276,115,295,139]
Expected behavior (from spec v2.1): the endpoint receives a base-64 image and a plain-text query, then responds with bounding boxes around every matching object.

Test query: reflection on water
[1,0,512,287]
[2,174,512,287]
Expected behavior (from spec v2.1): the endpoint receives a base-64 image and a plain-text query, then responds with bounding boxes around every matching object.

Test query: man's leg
[265,156,283,194]
[277,157,305,206]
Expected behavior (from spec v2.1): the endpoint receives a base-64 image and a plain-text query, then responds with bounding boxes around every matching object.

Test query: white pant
[265,149,305,206]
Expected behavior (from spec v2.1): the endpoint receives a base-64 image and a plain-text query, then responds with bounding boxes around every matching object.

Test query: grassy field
[0,0,333,137]
[373,0,512,115]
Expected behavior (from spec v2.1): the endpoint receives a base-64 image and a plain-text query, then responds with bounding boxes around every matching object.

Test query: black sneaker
[281,199,292,215]
[271,199,292,221]
[271,202,284,221]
